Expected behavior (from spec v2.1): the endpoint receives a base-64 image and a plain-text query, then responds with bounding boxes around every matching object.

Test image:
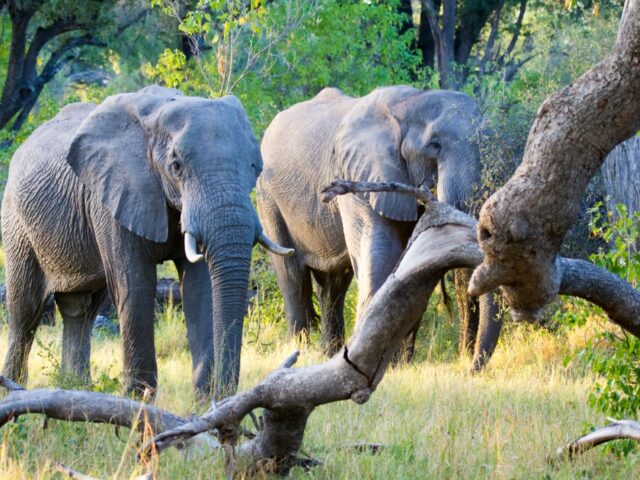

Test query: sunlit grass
[0,300,637,479]
[0,255,636,478]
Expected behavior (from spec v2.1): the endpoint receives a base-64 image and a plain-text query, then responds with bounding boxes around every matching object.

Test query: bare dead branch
[0,375,25,391]
[55,462,153,480]
[280,350,300,369]
[139,202,485,466]
[321,179,435,205]
[553,420,640,461]
[0,385,201,437]
[55,463,100,480]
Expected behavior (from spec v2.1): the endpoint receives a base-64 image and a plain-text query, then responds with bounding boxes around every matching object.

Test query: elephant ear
[67,90,178,242]
[336,92,417,222]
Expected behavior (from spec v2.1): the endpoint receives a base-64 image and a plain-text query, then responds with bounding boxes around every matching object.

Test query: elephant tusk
[184,232,204,263]
[257,232,295,257]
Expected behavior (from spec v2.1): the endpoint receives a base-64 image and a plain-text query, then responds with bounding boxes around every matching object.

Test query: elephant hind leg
[2,249,48,385]
[55,289,108,385]
[256,190,317,339]
[279,260,316,340]
[312,268,353,356]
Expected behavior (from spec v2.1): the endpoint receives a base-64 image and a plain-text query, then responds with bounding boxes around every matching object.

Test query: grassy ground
[0,257,638,479]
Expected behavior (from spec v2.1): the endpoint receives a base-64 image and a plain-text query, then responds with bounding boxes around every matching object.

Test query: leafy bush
[566,203,640,420]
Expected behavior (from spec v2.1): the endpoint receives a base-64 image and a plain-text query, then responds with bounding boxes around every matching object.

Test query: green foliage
[563,203,640,424]
[146,0,423,134]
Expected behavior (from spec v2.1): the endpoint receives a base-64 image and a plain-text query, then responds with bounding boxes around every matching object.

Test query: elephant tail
[440,276,455,323]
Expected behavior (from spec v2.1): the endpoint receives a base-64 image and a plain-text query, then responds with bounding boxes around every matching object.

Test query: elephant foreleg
[256,193,317,338]
[455,269,479,356]
[98,228,158,397]
[176,259,214,398]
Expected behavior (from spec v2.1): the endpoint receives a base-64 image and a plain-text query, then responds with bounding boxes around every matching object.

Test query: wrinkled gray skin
[1,86,285,399]
[257,86,501,360]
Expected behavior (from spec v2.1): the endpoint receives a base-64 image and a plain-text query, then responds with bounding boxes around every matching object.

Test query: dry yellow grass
[0,303,637,479]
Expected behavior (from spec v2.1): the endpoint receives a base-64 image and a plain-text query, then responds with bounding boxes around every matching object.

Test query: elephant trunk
[437,145,482,215]
[182,192,254,399]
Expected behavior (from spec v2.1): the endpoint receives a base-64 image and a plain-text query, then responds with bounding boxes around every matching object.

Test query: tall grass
[0,290,637,479]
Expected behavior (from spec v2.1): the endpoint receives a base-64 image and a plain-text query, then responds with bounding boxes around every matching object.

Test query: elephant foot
[321,338,343,358]
[124,376,157,400]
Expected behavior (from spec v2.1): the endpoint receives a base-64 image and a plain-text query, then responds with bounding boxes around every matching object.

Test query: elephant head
[336,86,483,220]
[66,86,291,397]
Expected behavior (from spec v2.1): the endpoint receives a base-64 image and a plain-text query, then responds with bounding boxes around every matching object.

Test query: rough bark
[470,0,640,319]
[601,135,640,217]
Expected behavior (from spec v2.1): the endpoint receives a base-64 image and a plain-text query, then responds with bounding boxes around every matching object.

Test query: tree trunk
[0,3,33,130]
[601,135,640,216]
[422,0,457,89]
[470,0,640,319]
[417,0,437,68]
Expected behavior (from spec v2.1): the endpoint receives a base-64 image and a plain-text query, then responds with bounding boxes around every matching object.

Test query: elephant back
[7,103,97,187]
[261,88,356,185]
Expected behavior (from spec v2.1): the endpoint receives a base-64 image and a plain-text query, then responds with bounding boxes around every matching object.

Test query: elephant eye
[427,141,441,153]
[171,160,182,175]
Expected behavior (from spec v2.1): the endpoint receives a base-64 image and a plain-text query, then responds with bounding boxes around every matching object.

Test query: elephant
[257,86,502,366]
[1,86,292,398]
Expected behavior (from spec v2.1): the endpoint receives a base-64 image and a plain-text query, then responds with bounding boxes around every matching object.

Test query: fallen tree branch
[0,375,25,391]
[0,376,218,451]
[139,201,483,466]
[0,380,182,433]
[55,463,100,480]
[321,179,435,205]
[55,462,153,480]
[554,420,640,461]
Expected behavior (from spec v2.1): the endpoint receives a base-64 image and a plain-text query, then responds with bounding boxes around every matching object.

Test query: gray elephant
[1,86,291,398]
[257,86,501,365]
